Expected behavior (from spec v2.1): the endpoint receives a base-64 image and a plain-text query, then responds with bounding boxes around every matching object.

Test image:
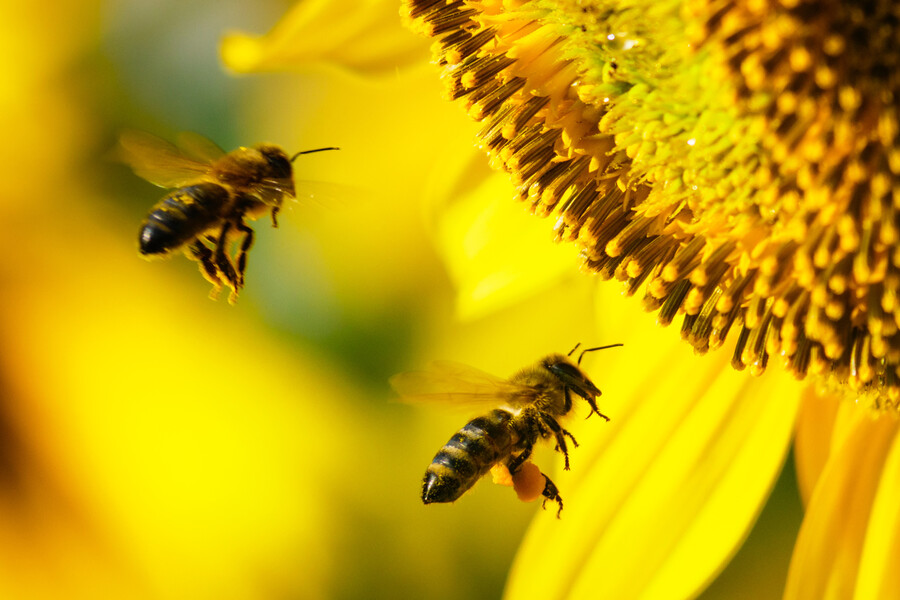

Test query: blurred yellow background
[0,1,608,598]
[0,0,804,598]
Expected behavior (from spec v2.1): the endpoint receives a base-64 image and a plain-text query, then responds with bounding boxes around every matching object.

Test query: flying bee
[390,343,622,518]
[119,130,338,303]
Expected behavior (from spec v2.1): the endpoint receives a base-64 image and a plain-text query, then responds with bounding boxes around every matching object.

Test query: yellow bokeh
[0,0,587,597]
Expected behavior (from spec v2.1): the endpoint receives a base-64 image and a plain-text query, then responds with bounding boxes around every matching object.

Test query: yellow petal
[434,164,583,320]
[794,386,842,506]
[855,426,900,598]
[784,408,899,600]
[221,0,429,74]
[506,288,801,600]
[240,64,479,316]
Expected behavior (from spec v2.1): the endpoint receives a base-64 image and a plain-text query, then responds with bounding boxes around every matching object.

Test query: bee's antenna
[567,343,582,357]
[577,343,624,365]
[291,147,340,162]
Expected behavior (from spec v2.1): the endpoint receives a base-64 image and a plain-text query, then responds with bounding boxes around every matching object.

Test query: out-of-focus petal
[505,287,801,600]
[239,64,479,318]
[794,387,841,506]
[0,1,96,201]
[784,408,899,600]
[221,0,428,75]
[434,167,582,320]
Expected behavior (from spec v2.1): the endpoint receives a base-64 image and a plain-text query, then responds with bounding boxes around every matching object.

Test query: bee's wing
[256,177,296,202]
[390,360,537,408]
[257,148,346,203]
[292,180,363,205]
[118,130,215,188]
[257,179,360,209]
[174,131,226,163]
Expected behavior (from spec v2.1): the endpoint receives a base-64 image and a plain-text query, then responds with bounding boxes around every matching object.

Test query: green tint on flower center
[404,0,900,406]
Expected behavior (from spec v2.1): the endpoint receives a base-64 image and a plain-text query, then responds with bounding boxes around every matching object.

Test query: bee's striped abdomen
[422,408,515,504]
[139,183,230,255]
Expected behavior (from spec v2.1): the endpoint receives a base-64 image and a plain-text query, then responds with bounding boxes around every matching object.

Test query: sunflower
[403,0,900,397]
[225,0,900,598]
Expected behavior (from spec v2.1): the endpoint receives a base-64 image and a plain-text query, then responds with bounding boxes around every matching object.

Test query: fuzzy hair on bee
[119,130,338,303]
[390,343,622,518]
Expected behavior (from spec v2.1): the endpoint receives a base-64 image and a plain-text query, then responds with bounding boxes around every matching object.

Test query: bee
[119,130,338,303]
[390,343,622,517]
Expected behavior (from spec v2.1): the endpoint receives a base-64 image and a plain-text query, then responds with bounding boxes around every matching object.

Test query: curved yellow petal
[794,387,842,507]
[784,408,899,600]
[221,0,428,74]
[505,288,801,600]
[855,426,900,598]
[434,166,583,320]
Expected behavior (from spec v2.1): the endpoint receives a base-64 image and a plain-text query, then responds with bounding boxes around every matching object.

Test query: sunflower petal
[855,428,900,598]
[221,0,429,74]
[435,169,583,320]
[505,299,801,600]
[793,387,842,507]
[784,409,899,599]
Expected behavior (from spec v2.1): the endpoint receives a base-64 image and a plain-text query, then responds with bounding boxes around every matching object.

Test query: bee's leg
[213,222,240,303]
[270,206,280,228]
[585,393,610,421]
[506,444,534,475]
[540,473,564,518]
[542,416,578,470]
[234,219,255,288]
[187,241,223,300]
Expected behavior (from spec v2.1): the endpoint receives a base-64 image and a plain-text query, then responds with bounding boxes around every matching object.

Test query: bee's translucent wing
[255,153,349,204]
[174,131,226,163]
[390,360,537,408]
[118,130,214,188]
[256,177,296,203]
[292,180,363,207]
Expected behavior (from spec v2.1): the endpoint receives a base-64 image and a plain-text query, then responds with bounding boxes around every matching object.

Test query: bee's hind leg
[506,444,534,475]
[540,473,564,518]
[213,222,241,303]
[187,241,223,300]
[234,218,255,288]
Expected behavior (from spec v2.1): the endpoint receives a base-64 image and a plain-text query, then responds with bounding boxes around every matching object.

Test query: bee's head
[256,145,294,180]
[545,342,622,420]
[545,356,602,400]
